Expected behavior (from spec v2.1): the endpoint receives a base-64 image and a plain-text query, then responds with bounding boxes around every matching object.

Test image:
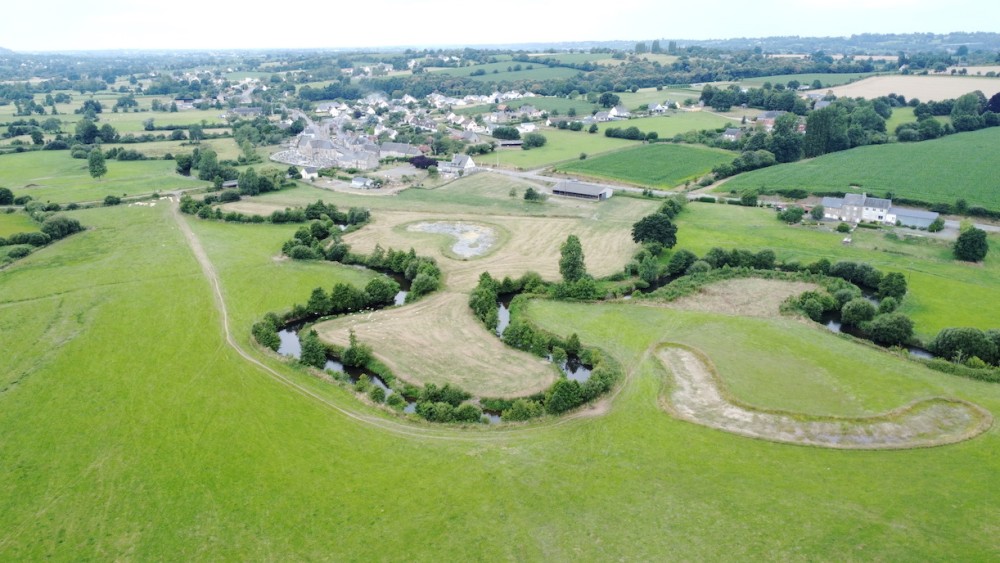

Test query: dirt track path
[658,345,992,449]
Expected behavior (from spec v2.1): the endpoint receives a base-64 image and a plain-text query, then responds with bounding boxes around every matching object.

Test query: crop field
[675,203,1000,340]
[556,143,735,187]
[736,72,881,88]
[492,128,637,168]
[824,75,1000,101]
[722,127,1000,210]
[2,157,1000,560]
[0,150,205,204]
[946,65,1000,75]
[0,212,38,237]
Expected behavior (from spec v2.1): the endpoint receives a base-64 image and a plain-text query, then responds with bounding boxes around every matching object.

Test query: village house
[300,166,319,181]
[516,122,538,134]
[379,142,423,159]
[439,154,476,175]
[822,193,893,223]
[722,128,744,142]
[351,176,375,189]
[609,105,631,119]
[755,110,786,131]
[820,193,940,228]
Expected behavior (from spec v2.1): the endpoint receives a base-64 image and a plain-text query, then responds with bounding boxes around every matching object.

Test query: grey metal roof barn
[552,180,614,201]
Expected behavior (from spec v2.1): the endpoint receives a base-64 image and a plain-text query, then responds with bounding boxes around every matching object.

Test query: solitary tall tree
[88,149,107,180]
[559,235,587,283]
[954,227,989,262]
[631,214,678,248]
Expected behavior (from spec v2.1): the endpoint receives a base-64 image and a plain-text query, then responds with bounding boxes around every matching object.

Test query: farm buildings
[822,193,939,228]
[552,180,614,201]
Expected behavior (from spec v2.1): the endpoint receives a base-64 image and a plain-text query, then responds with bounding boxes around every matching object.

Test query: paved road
[480,166,686,198]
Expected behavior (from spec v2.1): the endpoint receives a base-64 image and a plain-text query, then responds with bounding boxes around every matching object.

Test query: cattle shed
[552,180,614,201]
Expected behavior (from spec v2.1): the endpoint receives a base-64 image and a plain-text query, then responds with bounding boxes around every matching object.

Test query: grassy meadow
[493,129,636,168]
[430,62,580,82]
[2,198,1000,559]
[0,150,205,204]
[736,72,881,88]
[675,203,1000,340]
[0,211,39,236]
[616,86,704,109]
[556,143,734,187]
[594,111,735,137]
[723,127,1000,209]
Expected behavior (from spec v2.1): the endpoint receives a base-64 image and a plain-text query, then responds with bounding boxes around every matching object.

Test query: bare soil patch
[825,75,1000,101]
[658,345,991,449]
[656,279,819,318]
[314,291,557,397]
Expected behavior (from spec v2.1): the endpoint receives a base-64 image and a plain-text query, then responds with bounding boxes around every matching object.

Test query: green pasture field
[616,86,704,110]
[504,97,598,116]
[525,52,601,65]
[556,143,735,188]
[736,72,881,88]
[431,62,581,82]
[884,107,952,132]
[722,127,1000,210]
[242,173,637,219]
[675,203,1000,340]
[2,200,1000,559]
[100,108,229,133]
[491,128,636,168]
[885,106,916,132]
[0,212,38,236]
[594,112,735,137]
[105,138,241,161]
[0,150,204,203]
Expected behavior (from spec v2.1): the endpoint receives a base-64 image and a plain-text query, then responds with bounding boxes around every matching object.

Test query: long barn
[552,180,614,201]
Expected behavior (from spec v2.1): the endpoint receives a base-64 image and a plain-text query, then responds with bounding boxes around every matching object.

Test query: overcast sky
[3,0,997,52]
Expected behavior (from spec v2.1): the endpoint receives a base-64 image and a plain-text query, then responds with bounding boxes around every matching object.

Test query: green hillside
[723,127,1000,210]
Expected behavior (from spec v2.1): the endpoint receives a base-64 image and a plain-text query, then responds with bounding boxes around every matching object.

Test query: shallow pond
[407,222,497,258]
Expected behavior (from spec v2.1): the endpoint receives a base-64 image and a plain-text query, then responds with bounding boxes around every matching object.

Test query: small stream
[819,303,934,360]
[383,270,410,306]
[278,328,397,395]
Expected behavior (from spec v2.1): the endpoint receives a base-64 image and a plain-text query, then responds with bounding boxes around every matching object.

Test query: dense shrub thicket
[0,212,85,265]
[468,271,622,421]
